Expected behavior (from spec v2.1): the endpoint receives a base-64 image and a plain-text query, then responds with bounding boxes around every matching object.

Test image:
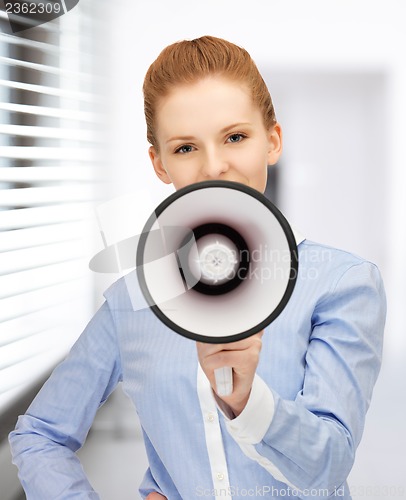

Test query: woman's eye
[175,144,194,154]
[227,133,246,143]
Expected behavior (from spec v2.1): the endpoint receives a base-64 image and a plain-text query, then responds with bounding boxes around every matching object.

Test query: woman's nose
[201,152,229,179]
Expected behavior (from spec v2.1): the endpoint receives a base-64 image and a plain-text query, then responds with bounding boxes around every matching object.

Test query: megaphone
[136,180,298,396]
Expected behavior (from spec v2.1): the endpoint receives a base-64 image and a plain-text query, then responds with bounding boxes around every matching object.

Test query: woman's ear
[267,123,283,166]
[149,146,172,184]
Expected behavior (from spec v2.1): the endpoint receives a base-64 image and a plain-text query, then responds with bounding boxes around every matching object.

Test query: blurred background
[1,0,405,498]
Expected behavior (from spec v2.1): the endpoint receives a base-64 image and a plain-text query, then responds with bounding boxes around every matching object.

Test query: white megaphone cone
[136,180,299,397]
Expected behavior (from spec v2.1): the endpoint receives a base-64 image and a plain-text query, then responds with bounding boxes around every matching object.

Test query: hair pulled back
[143,35,276,150]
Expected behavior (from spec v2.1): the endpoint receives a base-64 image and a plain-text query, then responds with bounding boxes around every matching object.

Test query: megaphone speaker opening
[178,223,250,296]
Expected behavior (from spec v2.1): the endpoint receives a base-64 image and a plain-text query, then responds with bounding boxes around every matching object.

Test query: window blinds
[0,7,107,414]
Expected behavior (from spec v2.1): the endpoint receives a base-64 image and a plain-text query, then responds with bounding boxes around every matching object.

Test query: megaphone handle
[214,366,233,397]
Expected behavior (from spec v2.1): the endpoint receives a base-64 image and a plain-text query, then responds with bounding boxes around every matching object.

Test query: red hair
[143,36,277,150]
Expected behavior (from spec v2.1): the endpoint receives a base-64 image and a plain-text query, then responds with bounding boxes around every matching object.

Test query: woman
[10,36,386,499]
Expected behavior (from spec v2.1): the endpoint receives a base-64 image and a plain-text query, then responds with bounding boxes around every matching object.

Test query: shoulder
[103,269,147,313]
[298,240,386,306]
[298,239,379,277]
[299,239,366,266]
[296,239,385,303]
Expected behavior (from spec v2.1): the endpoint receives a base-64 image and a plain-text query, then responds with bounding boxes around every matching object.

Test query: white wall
[268,71,387,266]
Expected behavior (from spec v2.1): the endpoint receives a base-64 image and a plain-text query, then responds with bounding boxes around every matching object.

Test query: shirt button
[207,412,215,422]
[216,472,225,481]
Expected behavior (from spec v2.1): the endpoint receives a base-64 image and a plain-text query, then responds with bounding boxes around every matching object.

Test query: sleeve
[224,261,386,495]
[139,468,166,499]
[8,301,122,499]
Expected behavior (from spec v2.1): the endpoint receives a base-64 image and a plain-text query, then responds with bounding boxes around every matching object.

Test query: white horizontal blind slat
[0,80,97,102]
[0,55,92,79]
[0,203,95,230]
[0,31,63,54]
[0,221,88,251]
[0,185,95,206]
[0,146,96,160]
[0,259,89,300]
[0,31,96,58]
[0,102,96,121]
[0,124,96,141]
[0,166,96,182]
[0,240,86,275]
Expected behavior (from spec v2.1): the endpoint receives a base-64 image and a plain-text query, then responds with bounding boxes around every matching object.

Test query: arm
[9,301,122,499]
[200,261,386,494]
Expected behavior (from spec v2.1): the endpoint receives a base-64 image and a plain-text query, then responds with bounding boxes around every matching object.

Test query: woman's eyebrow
[166,135,196,144]
[220,122,252,134]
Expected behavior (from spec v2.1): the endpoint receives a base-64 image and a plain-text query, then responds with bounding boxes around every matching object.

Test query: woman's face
[149,76,282,193]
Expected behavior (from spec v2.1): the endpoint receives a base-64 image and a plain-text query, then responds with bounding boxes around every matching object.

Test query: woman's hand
[196,331,264,416]
[145,493,167,500]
